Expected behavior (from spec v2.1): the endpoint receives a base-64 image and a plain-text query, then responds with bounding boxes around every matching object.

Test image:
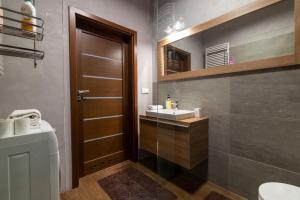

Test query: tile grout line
[228,153,300,176]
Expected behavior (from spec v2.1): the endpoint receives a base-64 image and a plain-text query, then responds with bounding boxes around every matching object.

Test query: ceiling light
[164,26,173,34]
[173,17,185,31]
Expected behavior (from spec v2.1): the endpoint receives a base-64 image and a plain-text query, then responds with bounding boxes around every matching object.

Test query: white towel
[8,109,42,129]
[147,105,163,110]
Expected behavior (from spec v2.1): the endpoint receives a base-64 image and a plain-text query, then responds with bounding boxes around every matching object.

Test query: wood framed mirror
[157,0,300,81]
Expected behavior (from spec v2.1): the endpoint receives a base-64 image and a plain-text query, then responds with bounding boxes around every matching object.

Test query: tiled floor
[61,161,245,200]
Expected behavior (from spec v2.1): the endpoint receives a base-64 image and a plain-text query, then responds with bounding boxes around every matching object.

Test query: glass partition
[139,0,300,200]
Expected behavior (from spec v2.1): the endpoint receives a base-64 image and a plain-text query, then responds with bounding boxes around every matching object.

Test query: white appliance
[0,120,59,200]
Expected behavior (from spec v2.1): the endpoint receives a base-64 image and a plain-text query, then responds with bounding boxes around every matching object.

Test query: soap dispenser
[166,94,172,109]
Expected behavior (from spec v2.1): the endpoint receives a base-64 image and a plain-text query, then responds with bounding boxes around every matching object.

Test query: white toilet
[259,182,300,200]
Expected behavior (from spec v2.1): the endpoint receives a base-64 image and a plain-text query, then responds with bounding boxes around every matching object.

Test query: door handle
[77,90,90,102]
[77,90,90,94]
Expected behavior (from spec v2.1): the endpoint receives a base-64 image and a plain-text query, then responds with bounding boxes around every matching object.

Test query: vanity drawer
[139,116,208,169]
[140,119,157,154]
[157,124,190,168]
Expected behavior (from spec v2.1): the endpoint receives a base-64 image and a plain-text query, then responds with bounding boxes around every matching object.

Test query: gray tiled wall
[153,67,300,199]
[230,32,294,64]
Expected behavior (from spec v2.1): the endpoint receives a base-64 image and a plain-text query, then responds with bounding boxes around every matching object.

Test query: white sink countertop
[146,109,195,121]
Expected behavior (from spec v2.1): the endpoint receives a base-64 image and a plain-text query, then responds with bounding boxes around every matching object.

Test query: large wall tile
[230,114,300,174]
[229,155,300,200]
[230,32,293,63]
[230,69,300,119]
[156,76,230,113]
[209,114,230,153]
[182,77,230,113]
[208,149,229,189]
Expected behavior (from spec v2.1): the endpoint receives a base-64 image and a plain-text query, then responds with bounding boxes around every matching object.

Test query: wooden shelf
[160,55,295,81]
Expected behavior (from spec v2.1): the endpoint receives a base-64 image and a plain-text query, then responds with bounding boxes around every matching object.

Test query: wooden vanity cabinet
[139,118,158,155]
[139,115,208,169]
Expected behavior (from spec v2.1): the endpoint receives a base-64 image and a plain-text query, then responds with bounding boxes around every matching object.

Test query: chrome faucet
[172,101,179,110]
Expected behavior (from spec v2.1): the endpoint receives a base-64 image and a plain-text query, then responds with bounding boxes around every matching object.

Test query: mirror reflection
[164,0,294,75]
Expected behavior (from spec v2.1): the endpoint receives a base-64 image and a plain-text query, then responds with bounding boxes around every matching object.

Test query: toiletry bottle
[21,0,36,32]
[0,8,3,28]
[166,94,172,109]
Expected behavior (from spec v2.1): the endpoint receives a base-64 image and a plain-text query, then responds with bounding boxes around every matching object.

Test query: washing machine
[0,120,59,200]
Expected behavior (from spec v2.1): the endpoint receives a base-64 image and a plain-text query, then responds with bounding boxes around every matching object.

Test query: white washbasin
[146,109,195,121]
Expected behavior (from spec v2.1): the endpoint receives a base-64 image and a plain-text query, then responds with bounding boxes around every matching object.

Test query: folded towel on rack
[0,33,3,75]
[147,105,163,110]
[8,109,42,129]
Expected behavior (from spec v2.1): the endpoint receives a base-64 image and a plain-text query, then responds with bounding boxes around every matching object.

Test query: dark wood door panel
[83,99,123,118]
[82,78,122,97]
[83,151,125,175]
[81,32,122,60]
[83,117,123,140]
[84,134,124,161]
[70,9,137,187]
[81,55,122,78]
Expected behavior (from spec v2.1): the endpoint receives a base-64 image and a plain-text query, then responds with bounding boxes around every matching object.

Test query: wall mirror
[157,0,300,81]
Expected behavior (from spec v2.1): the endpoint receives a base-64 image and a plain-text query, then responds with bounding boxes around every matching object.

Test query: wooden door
[76,29,127,176]
[70,8,138,187]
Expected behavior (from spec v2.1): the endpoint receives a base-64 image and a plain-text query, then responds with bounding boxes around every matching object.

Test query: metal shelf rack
[0,44,44,60]
[0,5,45,67]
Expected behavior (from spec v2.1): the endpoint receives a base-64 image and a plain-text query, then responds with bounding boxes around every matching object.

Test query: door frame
[69,7,138,188]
